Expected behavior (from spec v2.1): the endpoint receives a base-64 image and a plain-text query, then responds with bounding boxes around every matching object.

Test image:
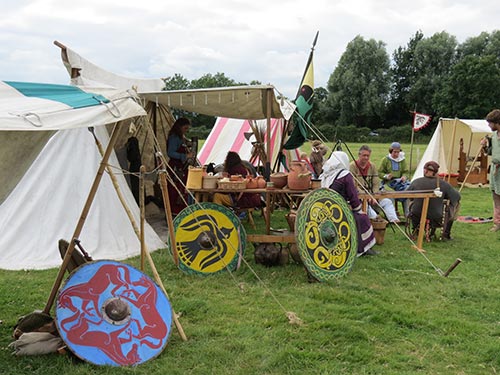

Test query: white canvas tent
[412,118,492,180]
[0,81,165,270]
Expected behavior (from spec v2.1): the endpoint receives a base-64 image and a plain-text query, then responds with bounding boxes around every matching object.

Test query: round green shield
[295,188,357,282]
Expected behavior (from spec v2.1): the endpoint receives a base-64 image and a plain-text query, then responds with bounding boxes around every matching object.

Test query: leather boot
[442,221,453,240]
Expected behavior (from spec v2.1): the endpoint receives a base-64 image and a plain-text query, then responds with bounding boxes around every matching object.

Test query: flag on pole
[413,112,432,132]
[283,32,318,150]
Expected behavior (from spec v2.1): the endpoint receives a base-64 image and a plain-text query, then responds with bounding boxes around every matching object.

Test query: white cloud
[1,0,499,97]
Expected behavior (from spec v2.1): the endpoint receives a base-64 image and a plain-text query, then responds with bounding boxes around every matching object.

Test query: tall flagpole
[409,106,416,178]
[295,31,319,100]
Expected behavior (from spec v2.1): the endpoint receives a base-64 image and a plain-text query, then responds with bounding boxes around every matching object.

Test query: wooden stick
[44,122,123,314]
[89,127,141,237]
[458,143,484,193]
[447,118,458,183]
[158,170,179,266]
[444,258,462,277]
[140,165,146,271]
[142,236,188,341]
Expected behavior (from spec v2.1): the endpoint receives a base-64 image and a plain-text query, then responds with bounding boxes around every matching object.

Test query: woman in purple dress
[320,151,377,256]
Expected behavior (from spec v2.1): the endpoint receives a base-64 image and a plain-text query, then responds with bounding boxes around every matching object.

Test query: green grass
[1,179,499,374]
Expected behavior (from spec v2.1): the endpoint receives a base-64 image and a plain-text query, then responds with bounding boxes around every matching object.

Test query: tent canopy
[140,86,295,120]
[56,41,295,121]
[412,118,492,180]
[0,81,145,131]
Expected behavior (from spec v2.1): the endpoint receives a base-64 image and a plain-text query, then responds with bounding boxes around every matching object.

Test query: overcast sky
[1,0,498,98]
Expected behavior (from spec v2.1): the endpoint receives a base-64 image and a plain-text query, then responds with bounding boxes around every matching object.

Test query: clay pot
[256,176,267,188]
[230,174,243,181]
[288,161,311,190]
[254,243,286,267]
[246,176,258,189]
[270,172,288,189]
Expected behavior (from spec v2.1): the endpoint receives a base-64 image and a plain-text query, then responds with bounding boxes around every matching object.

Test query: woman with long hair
[167,117,194,215]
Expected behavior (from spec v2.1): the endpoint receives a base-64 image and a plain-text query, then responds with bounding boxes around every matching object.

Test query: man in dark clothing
[407,161,461,240]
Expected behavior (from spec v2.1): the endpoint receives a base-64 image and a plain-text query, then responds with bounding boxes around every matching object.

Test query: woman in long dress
[166,117,194,216]
[320,151,377,256]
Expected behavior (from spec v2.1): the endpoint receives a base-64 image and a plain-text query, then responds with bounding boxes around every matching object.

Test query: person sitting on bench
[407,161,461,240]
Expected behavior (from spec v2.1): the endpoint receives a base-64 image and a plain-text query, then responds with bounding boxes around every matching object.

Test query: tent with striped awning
[0,80,165,270]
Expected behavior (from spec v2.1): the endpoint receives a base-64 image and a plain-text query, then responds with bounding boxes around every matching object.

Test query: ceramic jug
[287,161,311,190]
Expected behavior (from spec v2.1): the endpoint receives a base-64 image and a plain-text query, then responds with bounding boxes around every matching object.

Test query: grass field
[1,144,499,374]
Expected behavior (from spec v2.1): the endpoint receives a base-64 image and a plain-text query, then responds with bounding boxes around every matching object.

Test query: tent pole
[43,121,124,314]
[446,118,459,183]
[158,169,179,267]
[409,127,415,178]
[265,88,272,180]
[140,165,146,271]
[140,166,187,341]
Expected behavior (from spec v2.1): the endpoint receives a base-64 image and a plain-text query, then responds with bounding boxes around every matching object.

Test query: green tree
[190,72,244,89]
[387,31,424,126]
[326,35,391,129]
[408,31,457,116]
[162,73,190,90]
[457,30,500,59]
[435,54,500,118]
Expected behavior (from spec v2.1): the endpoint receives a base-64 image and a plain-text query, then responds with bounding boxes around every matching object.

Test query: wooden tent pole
[446,118,459,183]
[158,169,179,266]
[89,128,141,237]
[43,122,123,314]
[140,165,146,271]
[265,88,272,180]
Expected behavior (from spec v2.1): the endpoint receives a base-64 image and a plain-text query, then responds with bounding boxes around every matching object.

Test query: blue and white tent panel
[0,81,145,131]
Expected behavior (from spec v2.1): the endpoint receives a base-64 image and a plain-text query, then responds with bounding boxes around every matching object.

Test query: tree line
[163,30,500,143]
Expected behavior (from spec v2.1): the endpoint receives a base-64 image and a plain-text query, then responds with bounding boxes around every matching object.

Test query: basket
[202,175,219,189]
[217,180,247,190]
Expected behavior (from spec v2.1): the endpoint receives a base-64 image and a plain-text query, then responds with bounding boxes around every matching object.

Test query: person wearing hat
[407,161,461,240]
[379,141,410,216]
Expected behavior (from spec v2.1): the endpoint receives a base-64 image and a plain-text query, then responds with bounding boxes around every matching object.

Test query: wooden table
[189,187,437,250]
[188,187,311,243]
[358,190,437,250]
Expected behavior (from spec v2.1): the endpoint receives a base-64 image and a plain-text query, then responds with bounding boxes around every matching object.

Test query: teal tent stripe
[5,81,110,109]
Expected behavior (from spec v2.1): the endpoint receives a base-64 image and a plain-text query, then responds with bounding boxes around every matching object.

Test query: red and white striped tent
[198,117,301,168]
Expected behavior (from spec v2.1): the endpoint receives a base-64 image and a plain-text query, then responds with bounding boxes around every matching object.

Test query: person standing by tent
[320,151,377,256]
[379,142,410,216]
[349,145,399,223]
[483,109,500,232]
[407,161,461,240]
[167,117,195,216]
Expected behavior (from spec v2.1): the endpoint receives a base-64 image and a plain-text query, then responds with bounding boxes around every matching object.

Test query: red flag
[413,112,432,132]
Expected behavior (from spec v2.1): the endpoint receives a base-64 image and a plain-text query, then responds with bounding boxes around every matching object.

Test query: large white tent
[412,118,492,180]
[0,81,165,270]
